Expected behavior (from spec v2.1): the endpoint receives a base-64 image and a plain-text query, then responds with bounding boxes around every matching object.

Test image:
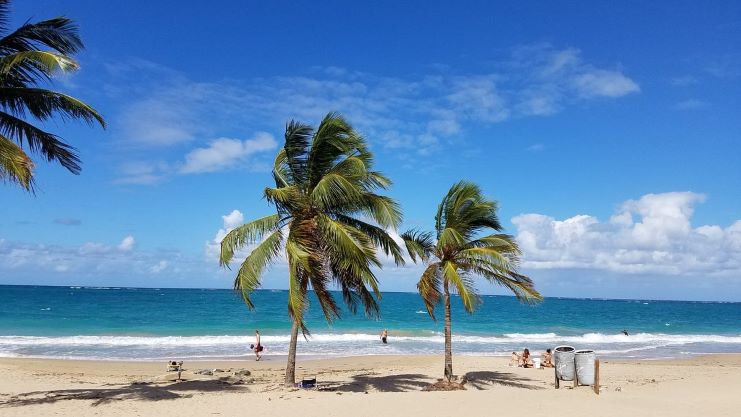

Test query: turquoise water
[1,285,739,360]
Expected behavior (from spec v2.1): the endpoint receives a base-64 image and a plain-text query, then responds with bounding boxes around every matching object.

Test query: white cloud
[573,70,640,98]
[222,210,244,230]
[206,210,245,261]
[180,133,277,174]
[0,235,195,281]
[118,235,135,252]
[108,46,638,169]
[512,192,741,276]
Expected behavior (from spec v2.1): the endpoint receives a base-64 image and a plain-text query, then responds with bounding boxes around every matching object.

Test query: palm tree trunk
[443,281,453,382]
[284,317,299,387]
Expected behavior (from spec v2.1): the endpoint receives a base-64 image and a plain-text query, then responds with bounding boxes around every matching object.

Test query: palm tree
[0,0,105,191]
[220,112,405,386]
[401,181,541,383]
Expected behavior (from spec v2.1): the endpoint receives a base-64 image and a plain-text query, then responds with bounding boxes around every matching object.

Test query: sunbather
[542,348,554,368]
[520,348,534,368]
[510,351,521,367]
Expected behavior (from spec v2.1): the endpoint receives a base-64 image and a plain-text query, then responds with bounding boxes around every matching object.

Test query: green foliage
[220,112,404,333]
[0,0,104,191]
[403,180,542,318]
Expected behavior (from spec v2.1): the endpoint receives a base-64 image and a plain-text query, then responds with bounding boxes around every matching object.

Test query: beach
[1,354,739,416]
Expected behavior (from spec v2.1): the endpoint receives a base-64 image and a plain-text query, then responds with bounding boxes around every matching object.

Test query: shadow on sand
[464,371,544,390]
[322,373,431,392]
[321,370,543,392]
[0,379,249,408]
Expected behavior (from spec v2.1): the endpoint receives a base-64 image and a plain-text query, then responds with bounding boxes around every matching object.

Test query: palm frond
[437,226,466,251]
[310,172,363,210]
[308,112,368,187]
[233,228,284,308]
[264,185,303,214]
[460,262,542,304]
[0,133,33,190]
[417,262,442,319]
[0,111,80,173]
[219,213,281,267]
[317,214,381,272]
[0,87,105,128]
[435,180,502,240]
[335,214,405,266]
[282,120,312,186]
[357,193,403,229]
[442,261,480,313]
[0,16,83,55]
[307,268,341,323]
[400,229,435,263]
[0,50,78,85]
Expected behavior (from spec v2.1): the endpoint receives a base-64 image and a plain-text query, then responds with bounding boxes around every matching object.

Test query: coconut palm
[220,112,404,386]
[0,0,105,191]
[401,181,541,383]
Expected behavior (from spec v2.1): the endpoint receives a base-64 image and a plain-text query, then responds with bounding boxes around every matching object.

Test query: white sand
[1,354,739,416]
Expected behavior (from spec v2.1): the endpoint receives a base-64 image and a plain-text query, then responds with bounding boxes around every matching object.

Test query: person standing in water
[380,329,388,344]
[250,330,263,361]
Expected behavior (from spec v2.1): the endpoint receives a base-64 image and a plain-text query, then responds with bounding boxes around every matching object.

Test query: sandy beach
[1,354,739,416]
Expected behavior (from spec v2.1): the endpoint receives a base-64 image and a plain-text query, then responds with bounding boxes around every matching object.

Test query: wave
[2,332,740,347]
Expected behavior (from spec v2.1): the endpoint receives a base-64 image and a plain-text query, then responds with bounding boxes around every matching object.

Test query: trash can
[554,345,575,381]
[575,350,596,385]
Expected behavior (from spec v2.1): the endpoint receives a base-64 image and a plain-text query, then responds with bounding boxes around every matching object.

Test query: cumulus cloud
[205,210,245,261]
[118,235,136,252]
[512,192,741,276]
[180,133,277,174]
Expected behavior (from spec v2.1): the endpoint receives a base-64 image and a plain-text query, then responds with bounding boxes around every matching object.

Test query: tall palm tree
[220,112,405,386]
[402,181,541,383]
[0,0,105,191]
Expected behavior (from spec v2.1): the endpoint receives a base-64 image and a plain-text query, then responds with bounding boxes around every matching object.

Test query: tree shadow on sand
[322,373,432,393]
[0,379,249,408]
[464,371,544,390]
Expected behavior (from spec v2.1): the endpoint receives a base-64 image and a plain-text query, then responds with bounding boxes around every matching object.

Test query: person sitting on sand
[380,329,388,344]
[542,348,554,368]
[510,351,521,367]
[249,330,264,361]
[520,348,534,368]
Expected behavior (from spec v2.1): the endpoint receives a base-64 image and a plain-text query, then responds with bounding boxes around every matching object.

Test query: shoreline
[3,349,740,363]
[1,354,740,416]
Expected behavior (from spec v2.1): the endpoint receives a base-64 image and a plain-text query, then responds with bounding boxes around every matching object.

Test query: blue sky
[1,1,740,301]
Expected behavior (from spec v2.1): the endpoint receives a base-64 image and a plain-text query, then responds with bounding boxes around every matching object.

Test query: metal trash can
[554,345,576,381]
[575,350,596,385]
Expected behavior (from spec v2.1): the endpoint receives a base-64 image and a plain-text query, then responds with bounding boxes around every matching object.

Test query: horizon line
[1,284,738,304]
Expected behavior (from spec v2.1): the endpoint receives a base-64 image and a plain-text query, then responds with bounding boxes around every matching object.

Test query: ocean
[1,285,739,361]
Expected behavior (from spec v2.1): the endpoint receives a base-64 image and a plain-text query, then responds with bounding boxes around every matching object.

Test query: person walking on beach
[250,330,263,361]
[380,329,388,344]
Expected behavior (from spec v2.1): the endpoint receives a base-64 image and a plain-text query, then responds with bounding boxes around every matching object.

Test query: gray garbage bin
[575,350,596,385]
[554,345,575,381]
